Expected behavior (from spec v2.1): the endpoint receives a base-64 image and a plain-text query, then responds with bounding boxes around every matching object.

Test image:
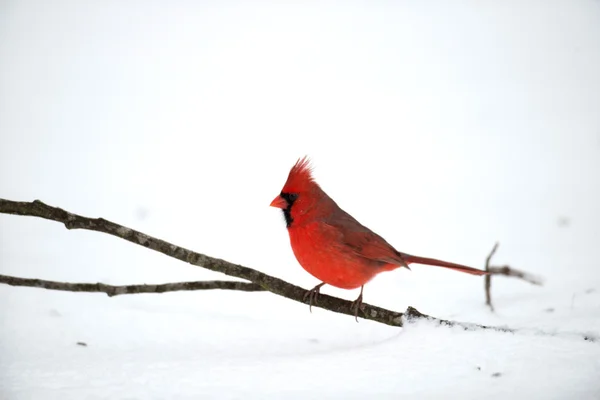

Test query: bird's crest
[282,156,318,192]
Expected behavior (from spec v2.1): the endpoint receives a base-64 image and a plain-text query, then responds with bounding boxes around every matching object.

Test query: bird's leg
[303,282,326,313]
[349,285,364,322]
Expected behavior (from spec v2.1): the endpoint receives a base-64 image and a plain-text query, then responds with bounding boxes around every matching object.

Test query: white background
[1,1,600,398]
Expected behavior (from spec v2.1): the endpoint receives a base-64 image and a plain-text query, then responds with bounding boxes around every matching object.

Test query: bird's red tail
[402,254,488,275]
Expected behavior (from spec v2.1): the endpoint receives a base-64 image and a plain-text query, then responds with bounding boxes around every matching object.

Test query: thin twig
[488,265,543,286]
[485,243,499,311]
[484,242,543,311]
[0,274,264,296]
[404,307,597,342]
[404,306,515,333]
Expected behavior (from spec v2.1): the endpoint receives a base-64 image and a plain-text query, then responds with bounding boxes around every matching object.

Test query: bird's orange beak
[270,195,287,209]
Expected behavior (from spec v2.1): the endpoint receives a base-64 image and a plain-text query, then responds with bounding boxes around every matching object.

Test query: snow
[1,0,600,398]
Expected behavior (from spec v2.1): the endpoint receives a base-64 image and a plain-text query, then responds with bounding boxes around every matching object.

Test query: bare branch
[484,242,498,311]
[0,274,264,296]
[488,265,543,286]
[404,307,597,342]
[0,198,595,342]
[484,242,543,311]
[0,199,404,326]
[404,306,515,334]
[486,242,500,268]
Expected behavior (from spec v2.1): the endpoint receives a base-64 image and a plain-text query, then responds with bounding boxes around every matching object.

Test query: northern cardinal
[270,157,487,319]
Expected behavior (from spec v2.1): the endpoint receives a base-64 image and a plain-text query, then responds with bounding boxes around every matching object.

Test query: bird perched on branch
[270,157,487,320]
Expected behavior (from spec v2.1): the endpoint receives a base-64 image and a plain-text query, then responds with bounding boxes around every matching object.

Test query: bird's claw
[304,282,325,313]
[350,292,364,322]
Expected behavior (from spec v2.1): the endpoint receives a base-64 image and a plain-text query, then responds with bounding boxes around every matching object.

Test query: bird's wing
[322,208,405,266]
[320,207,484,275]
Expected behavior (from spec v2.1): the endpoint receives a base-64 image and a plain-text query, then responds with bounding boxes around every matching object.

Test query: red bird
[270,157,487,319]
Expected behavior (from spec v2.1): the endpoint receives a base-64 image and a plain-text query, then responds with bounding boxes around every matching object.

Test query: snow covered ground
[1,1,600,398]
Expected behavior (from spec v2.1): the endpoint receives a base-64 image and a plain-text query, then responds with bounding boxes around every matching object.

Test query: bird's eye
[288,193,298,202]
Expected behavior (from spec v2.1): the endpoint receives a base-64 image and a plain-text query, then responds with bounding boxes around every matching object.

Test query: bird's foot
[303,282,326,313]
[349,286,364,322]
